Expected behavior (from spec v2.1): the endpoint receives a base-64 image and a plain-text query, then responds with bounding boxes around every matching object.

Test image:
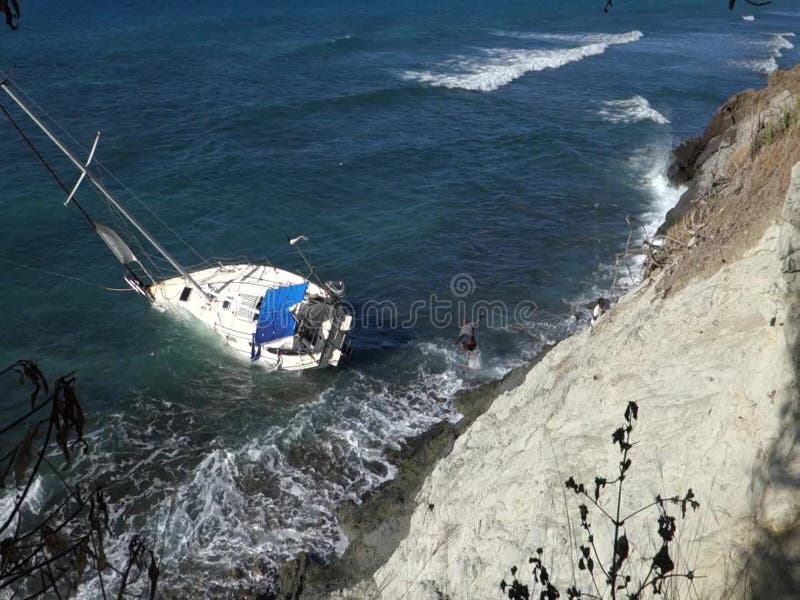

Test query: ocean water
[0,0,797,594]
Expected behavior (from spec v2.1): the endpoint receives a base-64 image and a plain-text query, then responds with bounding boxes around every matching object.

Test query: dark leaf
[624,401,638,423]
[14,423,39,485]
[657,514,676,542]
[578,558,585,571]
[566,585,581,599]
[0,0,19,30]
[611,427,625,447]
[148,551,159,600]
[95,539,109,571]
[41,525,68,556]
[56,425,70,462]
[22,362,46,407]
[730,0,773,9]
[73,542,88,590]
[0,537,21,566]
[613,534,629,573]
[565,476,586,495]
[652,544,674,575]
[63,378,85,444]
[594,477,607,501]
[540,566,550,586]
[680,488,700,517]
[541,582,560,600]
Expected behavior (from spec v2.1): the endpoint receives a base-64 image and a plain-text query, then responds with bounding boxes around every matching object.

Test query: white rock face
[337,168,800,599]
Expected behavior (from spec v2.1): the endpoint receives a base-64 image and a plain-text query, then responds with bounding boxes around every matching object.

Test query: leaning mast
[0,80,207,298]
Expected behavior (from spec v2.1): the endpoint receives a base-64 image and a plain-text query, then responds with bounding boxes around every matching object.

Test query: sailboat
[0,79,353,371]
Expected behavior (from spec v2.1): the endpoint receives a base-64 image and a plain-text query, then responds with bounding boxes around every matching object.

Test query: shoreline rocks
[271,65,800,600]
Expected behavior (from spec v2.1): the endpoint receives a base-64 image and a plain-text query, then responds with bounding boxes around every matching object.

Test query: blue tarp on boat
[254,282,308,344]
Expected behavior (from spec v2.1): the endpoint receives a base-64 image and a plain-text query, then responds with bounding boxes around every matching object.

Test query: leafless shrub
[0,360,159,599]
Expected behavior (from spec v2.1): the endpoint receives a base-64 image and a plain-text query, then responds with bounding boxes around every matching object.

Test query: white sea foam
[402,30,642,92]
[493,30,642,45]
[64,344,487,596]
[639,150,686,237]
[0,476,45,538]
[570,146,685,301]
[769,32,795,54]
[615,147,686,288]
[598,95,670,125]
[742,15,755,21]
[738,32,795,74]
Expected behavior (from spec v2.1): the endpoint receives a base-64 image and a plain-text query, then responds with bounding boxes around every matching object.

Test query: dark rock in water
[266,552,310,600]
[668,136,705,185]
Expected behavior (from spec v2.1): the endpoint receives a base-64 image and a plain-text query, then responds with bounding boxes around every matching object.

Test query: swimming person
[456,309,486,354]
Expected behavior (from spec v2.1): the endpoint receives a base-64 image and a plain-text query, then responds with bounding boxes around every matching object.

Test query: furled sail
[95,223,137,265]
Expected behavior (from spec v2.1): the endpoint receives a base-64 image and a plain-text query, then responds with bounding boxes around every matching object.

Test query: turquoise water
[1,0,798,594]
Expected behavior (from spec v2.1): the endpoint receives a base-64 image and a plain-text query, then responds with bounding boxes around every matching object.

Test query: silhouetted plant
[0,0,19,30]
[501,402,699,599]
[728,0,772,9]
[603,0,772,12]
[0,360,159,598]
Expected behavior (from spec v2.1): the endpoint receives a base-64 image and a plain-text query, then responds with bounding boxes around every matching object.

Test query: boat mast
[0,81,208,298]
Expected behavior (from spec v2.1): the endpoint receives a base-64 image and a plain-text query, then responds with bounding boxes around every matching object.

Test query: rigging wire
[0,99,95,229]
[2,71,210,266]
[0,257,135,293]
[0,81,156,290]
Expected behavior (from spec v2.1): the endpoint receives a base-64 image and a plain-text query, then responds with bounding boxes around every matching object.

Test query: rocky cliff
[328,67,800,599]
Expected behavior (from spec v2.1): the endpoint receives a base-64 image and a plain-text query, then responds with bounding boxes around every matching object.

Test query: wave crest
[402,30,643,92]
[738,32,795,74]
[599,95,670,125]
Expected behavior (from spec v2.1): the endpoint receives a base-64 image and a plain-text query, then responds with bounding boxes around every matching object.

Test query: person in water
[456,310,486,354]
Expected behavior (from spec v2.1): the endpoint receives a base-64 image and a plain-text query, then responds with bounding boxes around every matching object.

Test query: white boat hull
[147,263,351,371]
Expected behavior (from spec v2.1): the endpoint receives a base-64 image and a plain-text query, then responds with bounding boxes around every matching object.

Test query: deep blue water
[1,0,798,594]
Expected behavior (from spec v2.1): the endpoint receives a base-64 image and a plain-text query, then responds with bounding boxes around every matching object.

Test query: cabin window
[222,300,230,309]
[179,287,192,302]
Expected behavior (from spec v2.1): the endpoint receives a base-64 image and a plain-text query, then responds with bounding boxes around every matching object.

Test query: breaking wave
[402,30,642,92]
[493,31,642,45]
[63,338,532,596]
[617,146,685,288]
[738,32,795,74]
[598,95,670,125]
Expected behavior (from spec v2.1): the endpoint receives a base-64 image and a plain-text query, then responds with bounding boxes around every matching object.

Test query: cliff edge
[332,67,800,599]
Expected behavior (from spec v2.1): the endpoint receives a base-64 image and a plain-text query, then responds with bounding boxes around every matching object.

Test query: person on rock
[591,297,612,327]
